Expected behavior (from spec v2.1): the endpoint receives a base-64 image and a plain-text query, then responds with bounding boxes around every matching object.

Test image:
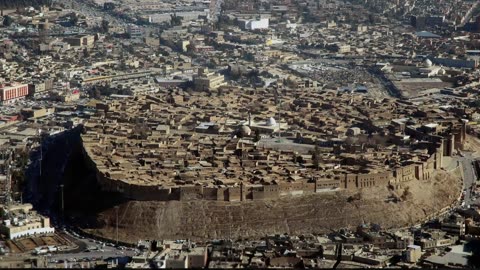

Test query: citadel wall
[81,137,445,202]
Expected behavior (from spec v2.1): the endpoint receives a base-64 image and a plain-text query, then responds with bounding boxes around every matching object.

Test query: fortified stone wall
[81,137,445,202]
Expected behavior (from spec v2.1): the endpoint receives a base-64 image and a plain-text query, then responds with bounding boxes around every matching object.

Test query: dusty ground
[394,81,453,98]
[6,234,68,253]
[463,134,480,155]
[84,170,462,243]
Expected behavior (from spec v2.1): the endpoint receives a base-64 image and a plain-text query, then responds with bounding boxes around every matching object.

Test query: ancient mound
[81,170,461,243]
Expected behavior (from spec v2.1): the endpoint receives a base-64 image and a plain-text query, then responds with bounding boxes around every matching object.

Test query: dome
[424,59,433,67]
[266,117,277,126]
[239,125,252,136]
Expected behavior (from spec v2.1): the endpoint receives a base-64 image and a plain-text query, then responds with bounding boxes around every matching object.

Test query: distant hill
[0,0,53,9]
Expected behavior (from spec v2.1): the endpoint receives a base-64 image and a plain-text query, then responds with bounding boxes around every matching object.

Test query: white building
[238,18,269,30]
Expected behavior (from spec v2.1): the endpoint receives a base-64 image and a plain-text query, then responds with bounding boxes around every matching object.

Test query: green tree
[91,87,101,99]
[253,130,260,142]
[170,13,182,26]
[3,15,13,27]
[101,19,109,33]
[70,13,78,25]
[285,77,298,88]
[12,169,25,194]
[83,47,90,58]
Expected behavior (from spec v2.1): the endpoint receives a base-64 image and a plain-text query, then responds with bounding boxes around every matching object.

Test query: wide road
[458,151,478,206]
[36,226,138,267]
[49,247,134,261]
[45,238,136,268]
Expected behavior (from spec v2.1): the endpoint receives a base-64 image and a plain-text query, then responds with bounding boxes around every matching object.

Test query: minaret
[248,111,252,127]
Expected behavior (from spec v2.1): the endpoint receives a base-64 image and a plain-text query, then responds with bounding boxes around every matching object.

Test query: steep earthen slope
[84,170,461,243]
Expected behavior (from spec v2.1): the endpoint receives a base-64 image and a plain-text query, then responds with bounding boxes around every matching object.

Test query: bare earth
[85,170,461,243]
[462,134,480,155]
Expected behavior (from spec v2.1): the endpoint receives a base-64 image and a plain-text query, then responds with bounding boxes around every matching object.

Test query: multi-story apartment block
[0,83,29,104]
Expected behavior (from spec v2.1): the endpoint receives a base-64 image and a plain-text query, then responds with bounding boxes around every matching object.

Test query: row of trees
[11,149,30,200]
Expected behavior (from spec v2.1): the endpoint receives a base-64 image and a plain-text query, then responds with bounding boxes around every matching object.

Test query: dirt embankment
[83,170,461,243]
[462,134,480,154]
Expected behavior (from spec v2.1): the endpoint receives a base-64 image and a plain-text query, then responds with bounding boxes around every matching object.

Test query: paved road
[44,237,136,268]
[49,247,134,261]
[458,151,478,206]
[454,152,477,205]
[34,226,138,267]
[400,152,479,231]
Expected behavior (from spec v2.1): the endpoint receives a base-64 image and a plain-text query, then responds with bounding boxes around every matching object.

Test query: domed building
[238,125,252,137]
[244,115,287,134]
[266,117,277,126]
[424,59,433,68]
[419,58,443,77]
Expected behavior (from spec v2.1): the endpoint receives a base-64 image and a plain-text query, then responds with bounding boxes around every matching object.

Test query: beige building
[193,68,227,91]
[154,242,207,269]
[179,40,190,52]
[52,91,81,103]
[28,79,53,96]
[188,247,208,268]
[0,204,54,240]
[0,256,47,268]
[21,107,55,119]
[64,35,95,47]
[406,245,421,263]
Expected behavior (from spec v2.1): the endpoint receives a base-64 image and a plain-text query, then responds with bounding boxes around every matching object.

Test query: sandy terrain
[462,134,480,155]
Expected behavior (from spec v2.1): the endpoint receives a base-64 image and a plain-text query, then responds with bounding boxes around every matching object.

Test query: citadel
[80,86,468,202]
